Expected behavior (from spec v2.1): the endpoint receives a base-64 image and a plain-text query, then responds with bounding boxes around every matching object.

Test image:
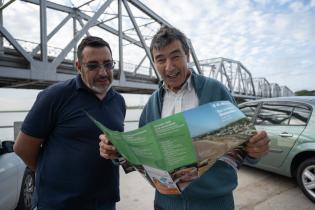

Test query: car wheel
[15,167,35,210]
[296,158,315,203]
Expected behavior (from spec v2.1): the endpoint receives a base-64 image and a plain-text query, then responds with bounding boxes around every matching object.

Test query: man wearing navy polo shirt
[14,36,126,210]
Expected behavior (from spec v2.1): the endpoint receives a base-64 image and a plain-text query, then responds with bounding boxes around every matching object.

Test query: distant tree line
[295,90,315,96]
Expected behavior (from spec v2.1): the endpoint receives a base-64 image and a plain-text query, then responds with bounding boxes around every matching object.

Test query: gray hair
[150,25,190,61]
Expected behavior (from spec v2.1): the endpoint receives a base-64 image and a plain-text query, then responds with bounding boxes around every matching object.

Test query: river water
[0,88,150,141]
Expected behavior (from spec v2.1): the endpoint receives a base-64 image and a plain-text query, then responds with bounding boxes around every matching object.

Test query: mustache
[95,75,111,81]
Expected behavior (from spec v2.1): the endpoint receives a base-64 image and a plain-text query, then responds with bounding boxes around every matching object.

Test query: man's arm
[13,131,43,171]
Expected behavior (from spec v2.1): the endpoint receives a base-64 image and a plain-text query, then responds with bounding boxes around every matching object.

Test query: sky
[140,0,315,92]
[1,0,315,104]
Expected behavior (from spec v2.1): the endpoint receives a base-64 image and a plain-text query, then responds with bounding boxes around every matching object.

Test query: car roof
[240,96,315,106]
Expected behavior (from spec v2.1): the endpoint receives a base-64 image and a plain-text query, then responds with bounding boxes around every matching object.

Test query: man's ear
[75,61,82,74]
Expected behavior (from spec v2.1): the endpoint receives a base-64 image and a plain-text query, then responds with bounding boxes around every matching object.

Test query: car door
[253,102,309,169]
[0,140,20,210]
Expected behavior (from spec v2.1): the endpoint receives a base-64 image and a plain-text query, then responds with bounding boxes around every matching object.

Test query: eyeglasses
[82,61,116,71]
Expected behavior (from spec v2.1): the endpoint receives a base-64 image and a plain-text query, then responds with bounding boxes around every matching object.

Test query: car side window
[256,104,293,125]
[239,103,259,123]
[289,105,311,126]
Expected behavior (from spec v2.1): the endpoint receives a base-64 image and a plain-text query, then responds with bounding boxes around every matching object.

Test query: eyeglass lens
[84,61,115,71]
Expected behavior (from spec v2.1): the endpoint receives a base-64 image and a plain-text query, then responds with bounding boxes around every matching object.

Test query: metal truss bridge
[0,0,294,99]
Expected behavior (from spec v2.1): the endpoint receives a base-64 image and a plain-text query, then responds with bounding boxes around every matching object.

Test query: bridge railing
[194,57,256,98]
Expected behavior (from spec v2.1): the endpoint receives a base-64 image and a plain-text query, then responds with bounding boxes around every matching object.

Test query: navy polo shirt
[22,75,126,210]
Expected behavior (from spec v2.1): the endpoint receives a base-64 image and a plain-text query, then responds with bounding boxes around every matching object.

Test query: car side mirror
[0,140,3,155]
[0,140,14,155]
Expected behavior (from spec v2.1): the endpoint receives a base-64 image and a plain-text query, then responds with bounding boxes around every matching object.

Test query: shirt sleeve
[21,89,58,140]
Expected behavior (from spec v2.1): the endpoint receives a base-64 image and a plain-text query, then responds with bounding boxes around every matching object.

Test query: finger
[249,131,267,143]
[247,140,269,150]
[99,135,114,149]
[248,131,268,145]
[100,147,120,159]
[100,151,115,159]
[247,150,269,159]
[173,167,194,176]
[246,138,270,148]
[100,151,108,159]
[100,134,112,145]
[246,145,269,154]
[99,141,116,152]
[178,172,199,182]
[99,134,109,143]
[99,143,117,160]
[246,144,269,158]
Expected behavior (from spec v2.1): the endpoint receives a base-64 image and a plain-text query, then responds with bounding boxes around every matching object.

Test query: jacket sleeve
[138,104,147,128]
[139,90,162,128]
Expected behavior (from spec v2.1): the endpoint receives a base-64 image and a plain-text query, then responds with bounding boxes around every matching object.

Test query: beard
[81,73,112,95]
[90,83,110,94]
[91,76,112,93]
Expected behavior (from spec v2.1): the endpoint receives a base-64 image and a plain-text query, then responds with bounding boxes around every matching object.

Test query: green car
[239,96,315,203]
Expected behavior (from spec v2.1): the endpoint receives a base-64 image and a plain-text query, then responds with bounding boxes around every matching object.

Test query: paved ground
[117,166,314,210]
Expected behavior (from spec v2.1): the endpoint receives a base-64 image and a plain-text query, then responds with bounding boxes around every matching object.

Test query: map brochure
[86,100,256,194]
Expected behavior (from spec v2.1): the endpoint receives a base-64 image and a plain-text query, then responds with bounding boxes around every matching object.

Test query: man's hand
[99,134,120,159]
[245,131,270,159]
[172,167,198,190]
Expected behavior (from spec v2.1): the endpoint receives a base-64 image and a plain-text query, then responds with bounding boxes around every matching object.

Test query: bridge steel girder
[0,0,294,98]
[270,83,281,97]
[280,85,294,97]
[0,0,202,93]
[197,57,256,98]
[0,0,4,55]
[253,77,272,98]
